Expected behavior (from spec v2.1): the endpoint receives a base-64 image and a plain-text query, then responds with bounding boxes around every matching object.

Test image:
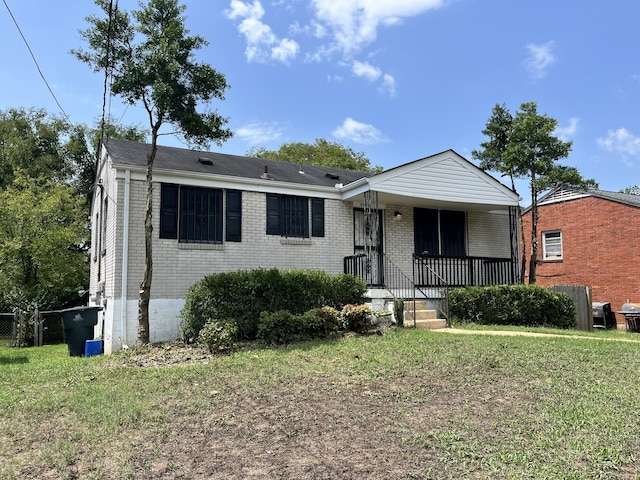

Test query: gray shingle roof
[103,138,372,188]
[535,187,640,210]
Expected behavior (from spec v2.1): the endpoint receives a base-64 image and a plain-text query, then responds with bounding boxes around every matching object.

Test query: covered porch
[339,150,521,323]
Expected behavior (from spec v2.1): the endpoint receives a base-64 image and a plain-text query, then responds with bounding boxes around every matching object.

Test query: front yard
[1,328,639,479]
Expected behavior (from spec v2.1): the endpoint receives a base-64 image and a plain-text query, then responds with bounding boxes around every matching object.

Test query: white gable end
[366,151,518,207]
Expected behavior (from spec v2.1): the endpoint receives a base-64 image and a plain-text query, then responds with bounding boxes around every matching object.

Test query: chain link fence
[0,310,65,348]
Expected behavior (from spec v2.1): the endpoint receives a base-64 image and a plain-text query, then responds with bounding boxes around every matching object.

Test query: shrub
[197,318,238,353]
[257,310,300,344]
[449,284,575,329]
[181,269,367,341]
[341,304,373,333]
[257,306,343,344]
[393,298,405,327]
[301,306,342,336]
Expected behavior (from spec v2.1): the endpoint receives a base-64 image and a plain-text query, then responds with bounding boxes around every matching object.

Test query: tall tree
[474,101,596,284]
[471,104,527,281]
[73,0,232,344]
[247,138,382,172]
[0,108,73,188]
[0,174,88,311]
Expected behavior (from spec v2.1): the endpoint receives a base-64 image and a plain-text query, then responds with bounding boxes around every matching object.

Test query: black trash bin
[592,302,617,329]
[60,306,101,356]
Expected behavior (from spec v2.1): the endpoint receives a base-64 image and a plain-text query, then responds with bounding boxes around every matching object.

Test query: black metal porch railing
[413,254,515,288]
[343,252,449,325]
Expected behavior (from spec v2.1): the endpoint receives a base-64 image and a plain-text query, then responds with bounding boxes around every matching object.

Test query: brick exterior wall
[124,180,355,300]
[522,196,640,325]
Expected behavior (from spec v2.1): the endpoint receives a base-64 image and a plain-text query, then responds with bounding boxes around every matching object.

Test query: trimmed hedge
[449,284,575,329]
[181,269,367,341]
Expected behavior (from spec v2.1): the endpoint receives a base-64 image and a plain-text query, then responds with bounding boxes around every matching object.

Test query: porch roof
[341,150,520,212]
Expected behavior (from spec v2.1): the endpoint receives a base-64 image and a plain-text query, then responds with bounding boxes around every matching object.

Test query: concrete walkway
[434,327,640,343]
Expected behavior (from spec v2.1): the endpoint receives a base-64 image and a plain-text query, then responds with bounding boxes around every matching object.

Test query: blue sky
[2,0,640,198]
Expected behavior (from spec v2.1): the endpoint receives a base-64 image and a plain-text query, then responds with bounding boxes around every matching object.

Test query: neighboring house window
[160,184,242,243]
[266,193,324,238]
[542,230,562,260]
[414,207,466,256]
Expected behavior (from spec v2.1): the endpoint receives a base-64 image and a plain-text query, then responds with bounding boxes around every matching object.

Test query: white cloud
[597,128,640,160]
[352,60,382,81]
[226,0,299,64]
[351,61,396,97]
[272,38,300,63]
[236,122,285,145]
[554,117,579,141]
[380,73,396,97]
[523,41,556,79]
[332,117,388,144]
[311,0,445,55]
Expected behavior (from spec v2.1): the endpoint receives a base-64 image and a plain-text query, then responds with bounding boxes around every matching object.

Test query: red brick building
[521,188,640,327]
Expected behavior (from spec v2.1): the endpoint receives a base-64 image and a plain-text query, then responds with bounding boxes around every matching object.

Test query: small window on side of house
[542,230,562,260]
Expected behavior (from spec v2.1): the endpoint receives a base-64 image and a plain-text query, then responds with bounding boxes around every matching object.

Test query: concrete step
[410,309,438,321]
[413,318,448,329]
[404,300,428,311]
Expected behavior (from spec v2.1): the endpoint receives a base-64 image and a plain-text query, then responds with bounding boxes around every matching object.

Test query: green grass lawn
[1,328,639,479]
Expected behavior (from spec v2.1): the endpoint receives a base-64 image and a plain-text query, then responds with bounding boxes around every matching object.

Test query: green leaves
[0,174,88,310]
[74,0,232,148]
[246,138,382,172]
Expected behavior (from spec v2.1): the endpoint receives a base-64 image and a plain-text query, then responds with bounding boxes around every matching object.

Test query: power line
[2,0,71,123]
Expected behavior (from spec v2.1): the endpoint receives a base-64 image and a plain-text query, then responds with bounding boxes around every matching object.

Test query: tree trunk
[137,136,157,345]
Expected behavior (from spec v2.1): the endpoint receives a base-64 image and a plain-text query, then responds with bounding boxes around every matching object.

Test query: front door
[353,208,384,285]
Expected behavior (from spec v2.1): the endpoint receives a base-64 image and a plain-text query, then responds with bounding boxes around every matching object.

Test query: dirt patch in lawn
[91,341,535,479]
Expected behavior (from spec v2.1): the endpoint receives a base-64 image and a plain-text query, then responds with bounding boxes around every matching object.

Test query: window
[414,208,466,256]
[266,194,324,238]
[542,230,562,260]
[160,184,242,243]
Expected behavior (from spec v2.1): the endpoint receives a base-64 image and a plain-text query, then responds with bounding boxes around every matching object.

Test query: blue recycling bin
[60,306,101,357]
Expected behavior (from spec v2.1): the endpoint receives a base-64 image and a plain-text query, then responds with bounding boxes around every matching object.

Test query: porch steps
[404,300,447,329]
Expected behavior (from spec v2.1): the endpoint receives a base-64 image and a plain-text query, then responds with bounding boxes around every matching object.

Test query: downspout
[120,169,131,348]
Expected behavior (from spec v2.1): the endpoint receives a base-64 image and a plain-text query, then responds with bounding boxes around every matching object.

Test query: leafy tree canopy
[473,101,597,284]
[0,107,73,188]
[620,185,640,195]
[247,139,382,173]
[0,173,88,310]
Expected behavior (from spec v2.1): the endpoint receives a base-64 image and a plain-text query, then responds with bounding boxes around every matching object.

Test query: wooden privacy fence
[549,285,593,332]
[0,310,65,347]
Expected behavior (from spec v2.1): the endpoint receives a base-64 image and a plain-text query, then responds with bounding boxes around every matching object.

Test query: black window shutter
[266,193,280,235]
[160,183,178,239]
[311,198,324,237]
[226,190,242,242]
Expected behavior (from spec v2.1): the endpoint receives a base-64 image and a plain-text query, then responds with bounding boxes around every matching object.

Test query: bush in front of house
[448,284,575,329]
[341,304,373,333]
[181,269,367,341]
[256,305,360,344]
[197,318,238,353]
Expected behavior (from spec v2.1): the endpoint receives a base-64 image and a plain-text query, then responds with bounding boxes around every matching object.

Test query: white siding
[365,153,518,207]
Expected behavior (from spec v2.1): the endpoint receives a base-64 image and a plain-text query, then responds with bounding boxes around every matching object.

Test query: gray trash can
[60,306,101,356]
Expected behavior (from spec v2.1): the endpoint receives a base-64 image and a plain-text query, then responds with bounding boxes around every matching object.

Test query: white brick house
[89,139,520,352]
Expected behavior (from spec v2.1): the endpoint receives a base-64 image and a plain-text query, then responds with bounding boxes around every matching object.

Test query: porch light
[394,211,402,220]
